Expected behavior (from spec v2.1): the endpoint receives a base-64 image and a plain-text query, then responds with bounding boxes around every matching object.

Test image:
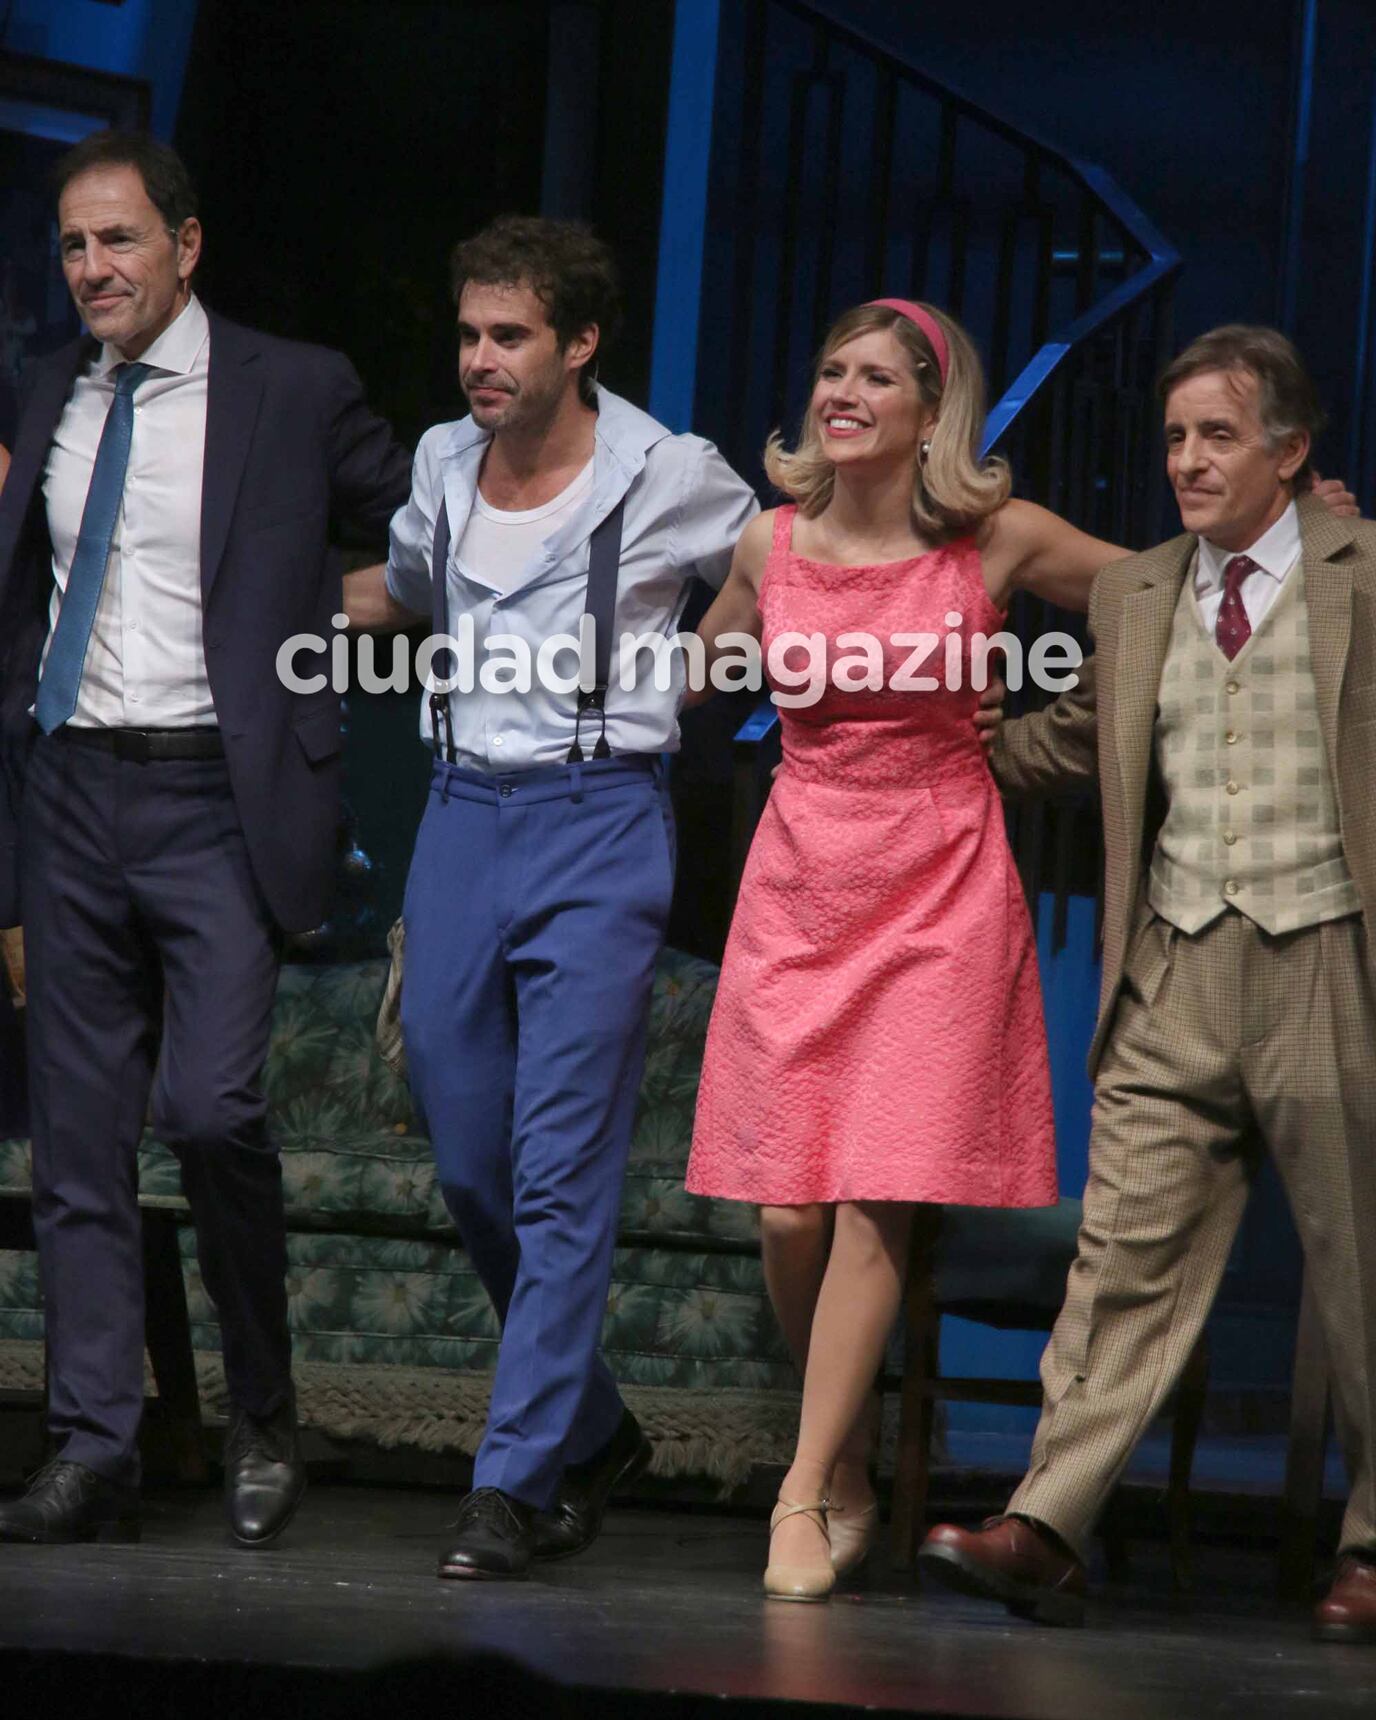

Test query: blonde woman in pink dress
[684,298,1133,1602]
[687,304,1359,1604]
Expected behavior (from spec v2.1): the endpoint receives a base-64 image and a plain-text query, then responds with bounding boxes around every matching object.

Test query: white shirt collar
[1196,498,1301,593]
[94,293,209,378]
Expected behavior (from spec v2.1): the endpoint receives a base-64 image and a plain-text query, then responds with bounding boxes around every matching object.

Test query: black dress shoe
[0,1460,140,1545]
[225,1397,306,1547]
[533,1409,652,1560]
[438,1488,535,1580]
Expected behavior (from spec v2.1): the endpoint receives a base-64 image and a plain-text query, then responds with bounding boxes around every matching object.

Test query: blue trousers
[400,754,674,1510]
[19,734,291,1484]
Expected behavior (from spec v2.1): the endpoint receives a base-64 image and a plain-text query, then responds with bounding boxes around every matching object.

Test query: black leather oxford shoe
[224,1397,306,1547]
[533,1408,652,1560]
[0,1459,140,1545]
[438,1487,536,1580]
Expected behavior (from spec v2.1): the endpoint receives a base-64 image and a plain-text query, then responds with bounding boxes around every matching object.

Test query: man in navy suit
[0,132,411,1546]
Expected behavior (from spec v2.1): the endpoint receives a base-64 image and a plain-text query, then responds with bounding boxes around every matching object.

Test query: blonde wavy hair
[764,301,1010,537]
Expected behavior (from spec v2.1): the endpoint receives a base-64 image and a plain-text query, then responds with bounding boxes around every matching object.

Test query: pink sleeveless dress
[686,507,1057,1207]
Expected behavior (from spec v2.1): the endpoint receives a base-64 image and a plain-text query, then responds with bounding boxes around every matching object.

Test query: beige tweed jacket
[992,492,1376,1074]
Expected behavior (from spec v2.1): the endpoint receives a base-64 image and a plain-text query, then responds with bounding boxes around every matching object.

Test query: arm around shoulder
[358,426,445,628]
[676,436,760,590]
[344,563,424,631]
[986,497,1129,614]
[682,509,772,709]
[322,351,412,538]
[989,580,1102,799]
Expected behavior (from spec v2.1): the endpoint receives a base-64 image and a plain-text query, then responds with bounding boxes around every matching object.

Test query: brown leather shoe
[1314,1556,1376,1643]
[918,1515,1087,1626]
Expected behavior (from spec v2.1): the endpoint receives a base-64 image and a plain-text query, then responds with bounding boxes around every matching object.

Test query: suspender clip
[429,691,455,764]
[567,685,611,764]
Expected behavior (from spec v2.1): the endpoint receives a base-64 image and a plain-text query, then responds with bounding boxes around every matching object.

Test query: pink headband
[867,298,949,387]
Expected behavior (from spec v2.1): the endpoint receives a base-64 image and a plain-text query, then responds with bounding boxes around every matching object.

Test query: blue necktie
[36,360,153,734]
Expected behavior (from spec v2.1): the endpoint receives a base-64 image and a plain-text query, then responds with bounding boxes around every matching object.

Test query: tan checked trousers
[1009,907,1376,1560]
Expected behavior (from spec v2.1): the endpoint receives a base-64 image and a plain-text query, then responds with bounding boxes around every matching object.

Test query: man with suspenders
[347,216,757,1578]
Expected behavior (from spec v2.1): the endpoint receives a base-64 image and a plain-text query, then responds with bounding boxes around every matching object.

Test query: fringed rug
[0,1339,815,1493]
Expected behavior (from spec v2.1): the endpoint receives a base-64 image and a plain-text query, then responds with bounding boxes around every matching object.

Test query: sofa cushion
[0,947,751,1250]
[620,947,757,1250]
[164,1226,793,1391]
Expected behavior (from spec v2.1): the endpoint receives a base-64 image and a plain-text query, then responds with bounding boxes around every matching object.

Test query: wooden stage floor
[1,1484,1374,1719]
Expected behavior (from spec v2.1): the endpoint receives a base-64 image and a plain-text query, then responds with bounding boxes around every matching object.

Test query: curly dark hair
[53,130,198,231]
[449,215,622,406]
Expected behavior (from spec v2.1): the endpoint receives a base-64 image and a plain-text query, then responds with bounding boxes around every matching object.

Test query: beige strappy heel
[828,1499,879,1578]
[829,1389,881,1577]
[764,1495,834,1602]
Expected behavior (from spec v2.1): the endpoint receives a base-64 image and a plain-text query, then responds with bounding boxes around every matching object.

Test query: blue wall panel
[649,0,722,433]
[2,0,199,136]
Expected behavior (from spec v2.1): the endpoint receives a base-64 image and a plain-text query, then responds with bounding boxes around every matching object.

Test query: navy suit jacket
[0,310,412,933]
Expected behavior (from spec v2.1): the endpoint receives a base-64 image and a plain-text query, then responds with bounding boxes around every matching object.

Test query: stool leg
[0,1194,35,1251]
[141,1211,207,1484]
[1278,1270,1329,1602]
[891,1208,940,1571]
[1100,1490,1132,1582]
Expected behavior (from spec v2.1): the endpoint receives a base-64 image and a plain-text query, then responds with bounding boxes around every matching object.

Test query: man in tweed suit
[920,326,1376,1641]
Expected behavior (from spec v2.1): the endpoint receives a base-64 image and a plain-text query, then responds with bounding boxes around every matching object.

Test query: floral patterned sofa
[0,950,805,1488]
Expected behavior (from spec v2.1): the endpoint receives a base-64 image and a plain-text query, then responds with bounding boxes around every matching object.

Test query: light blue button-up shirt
[386,386,758,769]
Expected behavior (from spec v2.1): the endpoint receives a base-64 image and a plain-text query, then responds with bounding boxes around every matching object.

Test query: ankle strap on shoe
[773,1496,830,1522]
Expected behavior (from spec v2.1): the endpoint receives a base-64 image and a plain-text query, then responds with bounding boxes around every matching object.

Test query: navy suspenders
[427,496,628,766]
[427,500,456,764]
[568,498,626,763]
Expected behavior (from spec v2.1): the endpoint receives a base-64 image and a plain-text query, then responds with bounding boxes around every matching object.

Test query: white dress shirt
[1194,499,1301,634]
[387,386,759,768]
[41,294,214,728]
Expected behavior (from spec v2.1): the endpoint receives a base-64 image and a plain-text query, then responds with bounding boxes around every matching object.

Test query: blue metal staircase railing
[683,0,1182,948]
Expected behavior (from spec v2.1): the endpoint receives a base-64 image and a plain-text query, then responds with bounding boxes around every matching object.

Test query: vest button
[1226,780,1240,795]
[1224,879,1239,896]
[1226,680,1240,695]
[1223,831,1237,845]
[1225,730,1238,744]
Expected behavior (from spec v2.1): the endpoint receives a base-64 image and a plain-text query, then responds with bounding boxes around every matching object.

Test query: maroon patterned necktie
[1216,555,1255,660]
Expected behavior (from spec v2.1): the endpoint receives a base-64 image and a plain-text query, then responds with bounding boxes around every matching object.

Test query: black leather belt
[57,726,225,762]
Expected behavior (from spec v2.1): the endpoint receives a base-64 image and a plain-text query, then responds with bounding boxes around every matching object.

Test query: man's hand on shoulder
[974,670,1006,753]
[1312,471,1361,518]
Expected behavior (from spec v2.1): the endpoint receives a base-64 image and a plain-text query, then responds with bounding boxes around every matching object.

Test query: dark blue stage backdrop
[806,0,1376,514]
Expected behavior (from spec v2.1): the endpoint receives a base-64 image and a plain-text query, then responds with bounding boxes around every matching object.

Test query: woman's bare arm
[980,499,1127,614]
[683,509,772,708]
[981,479,1361,615]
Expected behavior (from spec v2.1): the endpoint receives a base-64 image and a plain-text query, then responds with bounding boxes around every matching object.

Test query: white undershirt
[456,459,595,595]
[41,294,213,728]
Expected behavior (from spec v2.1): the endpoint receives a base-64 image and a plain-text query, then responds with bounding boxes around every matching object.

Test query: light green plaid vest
[1148,555,1359,935]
